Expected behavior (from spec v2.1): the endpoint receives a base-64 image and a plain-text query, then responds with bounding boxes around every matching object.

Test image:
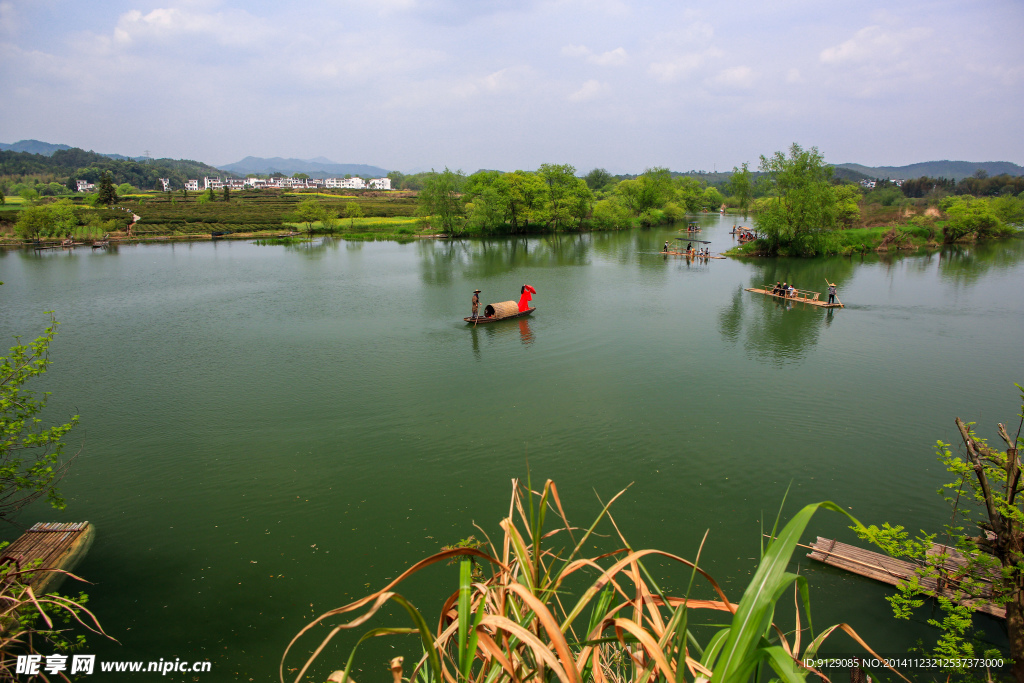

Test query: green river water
[1,215,1023,680]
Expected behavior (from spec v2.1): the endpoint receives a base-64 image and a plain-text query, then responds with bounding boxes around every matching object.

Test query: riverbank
[725,223,1022,257]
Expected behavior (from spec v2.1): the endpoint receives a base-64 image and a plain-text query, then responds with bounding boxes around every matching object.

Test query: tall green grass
[282,478,901,683]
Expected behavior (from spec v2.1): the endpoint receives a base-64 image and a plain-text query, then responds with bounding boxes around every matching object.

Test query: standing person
[781,281,788,298]
[827,282,837,304]
[471,289,480,318]
[518,284,536,312]
[663,241,670,253]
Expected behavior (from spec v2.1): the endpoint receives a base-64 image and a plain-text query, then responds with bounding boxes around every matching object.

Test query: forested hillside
[0,148,230,193]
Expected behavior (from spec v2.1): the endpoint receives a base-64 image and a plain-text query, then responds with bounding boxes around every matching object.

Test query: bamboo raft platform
[807,537,1004,619]
[0,522,94,593]
[745,286,843,308]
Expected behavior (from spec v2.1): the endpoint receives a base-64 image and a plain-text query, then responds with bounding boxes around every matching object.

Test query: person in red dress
[518,284,536,312]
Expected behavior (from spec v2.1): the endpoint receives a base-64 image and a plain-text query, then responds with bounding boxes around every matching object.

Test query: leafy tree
[755,143,840,255]
[616,167,673,215]
[116,182,136,196]
[343,202,364,229]
[49,199,78,238]
[584,168,613,191]
[674,176,705,213]
[295,199,322,235]
[318,205,339,232]
[293,173,310,180]
[14,206,52,240]
[940,196,1007,242]
[858,387,1024,678]
[206,187,215,202]
[96,172,117,206]
[18,188,39,205]
[729,163,753,216]
[702,186,724,210]
[223,186,230,202]
[417,168,466,235]
[538,163,586,231]
[0,193,4,206]
[387,171,405,190]
[0,316,80,522]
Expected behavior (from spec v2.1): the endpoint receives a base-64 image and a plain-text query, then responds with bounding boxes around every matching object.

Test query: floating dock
[745,286,843,308]
[0,522,94,593]
[807,536,1003,619]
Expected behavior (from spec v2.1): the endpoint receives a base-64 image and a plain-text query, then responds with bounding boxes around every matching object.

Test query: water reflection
[417,236,590,285]
[466,317,535,359]
[718,257,855,364]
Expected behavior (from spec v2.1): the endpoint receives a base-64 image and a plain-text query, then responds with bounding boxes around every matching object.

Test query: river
[2,215,1023,680]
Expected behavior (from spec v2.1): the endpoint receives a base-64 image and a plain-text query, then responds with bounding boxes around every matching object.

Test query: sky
[1,0,1022,174]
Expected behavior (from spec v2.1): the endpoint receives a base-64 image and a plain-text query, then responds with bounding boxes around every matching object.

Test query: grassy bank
[726,224,946,257]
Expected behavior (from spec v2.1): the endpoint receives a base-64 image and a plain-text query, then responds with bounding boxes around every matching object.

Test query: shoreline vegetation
[2,145,1022,255]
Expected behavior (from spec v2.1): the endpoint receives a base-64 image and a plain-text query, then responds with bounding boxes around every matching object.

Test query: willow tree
[417,168,466,236]
[755,144,838,255]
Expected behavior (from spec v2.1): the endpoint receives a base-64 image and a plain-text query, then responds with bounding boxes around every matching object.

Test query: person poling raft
[465,285,537,323]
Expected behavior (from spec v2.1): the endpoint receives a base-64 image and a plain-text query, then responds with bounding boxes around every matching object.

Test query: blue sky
[1,0,1021,174]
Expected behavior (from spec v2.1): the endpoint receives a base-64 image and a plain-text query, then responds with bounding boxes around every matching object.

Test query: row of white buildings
[75,176,391,193]
[185,176,391,192]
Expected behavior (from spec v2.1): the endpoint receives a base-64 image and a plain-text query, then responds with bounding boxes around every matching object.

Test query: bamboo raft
[0,522,94,593]
[807,537,1004,619]
[745,285,843,308]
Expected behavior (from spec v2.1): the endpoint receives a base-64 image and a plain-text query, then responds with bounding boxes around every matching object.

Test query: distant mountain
[836,161,1024,182]
[218,156,390,178]
[0,139,72,156]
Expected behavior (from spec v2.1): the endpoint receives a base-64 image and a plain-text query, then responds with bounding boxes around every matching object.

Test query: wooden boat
[745,285,843,308]
[465,306,535,324]
[210,230,232,238]
[0,522,94,593]
[91,240,110,248]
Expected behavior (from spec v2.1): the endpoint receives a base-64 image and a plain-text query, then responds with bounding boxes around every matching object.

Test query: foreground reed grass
[283,479,899,683]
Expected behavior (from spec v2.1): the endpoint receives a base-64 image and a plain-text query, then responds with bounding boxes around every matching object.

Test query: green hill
[837,160,1024,182]
[0,148,231,191]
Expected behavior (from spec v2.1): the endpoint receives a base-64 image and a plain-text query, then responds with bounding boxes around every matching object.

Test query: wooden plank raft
[745,287,843,308]
[1,522,94,593]
[807,536,1004,619]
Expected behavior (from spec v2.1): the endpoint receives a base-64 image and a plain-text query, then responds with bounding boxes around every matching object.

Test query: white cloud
[113,6,271,47]
[561,44,627,66]
[710,65,754,89]
[648,48,721,83]
[820,25,931,65]
[785,68,801,84]
[568,79,609,102]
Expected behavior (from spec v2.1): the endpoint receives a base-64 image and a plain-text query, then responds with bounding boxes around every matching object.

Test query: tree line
[414,164,746,236]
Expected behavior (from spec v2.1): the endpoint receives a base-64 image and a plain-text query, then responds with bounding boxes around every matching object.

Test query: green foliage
[940,196,1009,242]
[96,172,117,206]
[584,168,613,191]
[729,163,753,216]
[417,168,467,235]
[702,186,724,210]
[116,182,137,196]
[857,387,1024,675]
[18,188,39,204]
[345,202,365,228]
[615,167,673,215]
[14,200,80,240]
[754,143,842,256]
[0,316,80,521]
